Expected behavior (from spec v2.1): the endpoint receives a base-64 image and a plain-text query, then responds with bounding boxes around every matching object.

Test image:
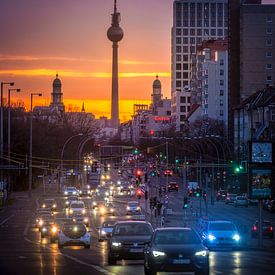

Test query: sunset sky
[0,0,274,120]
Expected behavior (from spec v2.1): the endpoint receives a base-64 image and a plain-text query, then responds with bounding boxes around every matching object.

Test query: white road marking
[0,214,14,226]
[213,270,223,274]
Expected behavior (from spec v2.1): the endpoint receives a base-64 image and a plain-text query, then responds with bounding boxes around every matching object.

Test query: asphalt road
[1,172,275,275]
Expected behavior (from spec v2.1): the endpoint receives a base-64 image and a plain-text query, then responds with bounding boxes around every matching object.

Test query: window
[176,81,181,88]
[183,20,188,27]
[187,97,191,103]
[220,59,224,66]
[220,79,224,86]
[197,38,202,44]
[218,20,223,27]
[266,52,272,58]
[266,64,272,69]
[183,37,188,44]
[187,106,191,112]
[176,63,181,70]
[211,20,216,27]
[197,20,202,27]
[183,29,188,35]
[190,20,195,27]
[183,81,189,86]
[190,37,195,44]
[190,29,195,35]
[204,29,209,35]
[218,29,223,36]
[183,46,188,53]
[220,99,223,106]
[176,46,181,53]
[220,69,224,76]
[180,106,186,112]
[180,97,186,103]
[176,37,181,44]
[180,115,186,121]
[183,55,188,62]
[197,29,202,36]
[176,72,181,79]
[204,20,209,27]
[211,29,216,36]
[183,64,188,70]
[176,29,181,35]
[190,46,195,53]
[266,27,272,34]
[266,16,272,23]
[220,110,224,116]
[266,38,272,46]
[220,90,224,96]
[176,55,181,61]
[267,76,272,82]
[271,110,275,121]
[183,72,189,79]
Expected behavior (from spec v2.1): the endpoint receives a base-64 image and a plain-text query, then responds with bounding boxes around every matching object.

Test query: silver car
[98,221,116,241]
[234,196,249,207]
[126,201,141,215]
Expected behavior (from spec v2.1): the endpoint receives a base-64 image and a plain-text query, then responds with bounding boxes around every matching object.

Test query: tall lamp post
[29,93,42,197]
[7,88,21,193]
[0,81,14,181]
[60,133,83,192]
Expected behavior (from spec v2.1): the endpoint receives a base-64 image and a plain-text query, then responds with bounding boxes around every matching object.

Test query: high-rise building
[240,4,275,100]
[171,0,228,131]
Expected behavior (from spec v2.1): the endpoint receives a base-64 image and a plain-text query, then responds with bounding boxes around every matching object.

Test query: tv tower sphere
[107,25,123,42]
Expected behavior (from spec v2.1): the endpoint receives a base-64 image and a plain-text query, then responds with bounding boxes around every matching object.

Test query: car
[98,220,117,241]
[35,210,52,228]
[36,214,53,231]
[49,218,73,243]
[58,223,91,249]
[105,203,116,216]
[91,200,98,209]
[267,200,275,213]
[164,169,173,176]
[216,190,227,201]
[79,187,91,197]
[144,227,209,275]
[40,198,57,211]
[117,169,122,176]
[72,213,89,227]
[64,196,78,208]
[225,194,237,204]
[234,196,249,207]
[201,220,241,249]
[41,219,55,238]
[126,201,141,215]
[107,221,153,264]
[68,201,86,216]
[63,186,79,196]
[251,220,273,239]
[168,182,179,192]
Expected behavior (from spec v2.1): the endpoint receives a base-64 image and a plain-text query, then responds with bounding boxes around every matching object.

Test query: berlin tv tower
[107,0,124,127]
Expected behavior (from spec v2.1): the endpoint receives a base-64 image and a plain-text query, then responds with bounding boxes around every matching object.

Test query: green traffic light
[134,149,138,154]
[196,192,200,197]
[175,159,179,164]
[235,167,240,173]
[183,204,188,209]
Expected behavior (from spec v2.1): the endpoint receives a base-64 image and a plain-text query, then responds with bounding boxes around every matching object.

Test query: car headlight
[137,206,141,211]
[126,206,130,210]
[93,202,97,206]
[233,234,240,241]
[82,209,86,214]
[39,220,44,226]
[42,227,47,232]
[73,191,76,195]
[110,208,114,212]
[87,190,90,194]
[69,209,73,214]
[52,204,57,208]
[101,230,106,235]
[84,218,88,223]
[195,250,208,257]
[153,250,166,257]
[64,191,68,195]
[42,204,46,208]
[79,191,82,194]
[112,242,121,247]
[51,226,58,233]
[100,207,105,213]
[208,234,216,241]
[73,226,78,232]
[65,201,69,205]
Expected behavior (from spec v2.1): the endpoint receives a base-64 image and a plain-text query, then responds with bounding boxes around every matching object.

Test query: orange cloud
[0,69,171,78]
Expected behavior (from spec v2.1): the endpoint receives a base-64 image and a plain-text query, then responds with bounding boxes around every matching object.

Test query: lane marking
[23,219,30,236]
[0,214,14,226]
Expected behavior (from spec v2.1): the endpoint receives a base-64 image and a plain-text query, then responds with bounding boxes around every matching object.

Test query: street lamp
[0,81,14,180]
[7,88,21,193]
[60,133,83,192]
[28,93,42,197]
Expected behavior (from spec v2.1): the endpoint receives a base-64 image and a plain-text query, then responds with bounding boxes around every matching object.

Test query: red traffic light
[136,170,142,176]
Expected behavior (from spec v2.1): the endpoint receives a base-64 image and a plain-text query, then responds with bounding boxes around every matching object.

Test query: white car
[68,201,86,216]
[63,187,79,196]
[58,223,91,249]
[97,220,116,241]
[126,201,141,215]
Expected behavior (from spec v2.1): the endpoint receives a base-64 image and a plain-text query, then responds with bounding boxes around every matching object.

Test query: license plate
[173,259,190,264]
[130,248,143,253]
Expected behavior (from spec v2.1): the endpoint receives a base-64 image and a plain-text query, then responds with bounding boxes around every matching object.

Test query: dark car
[216,190,227,201]
[225,194,237,204]
[251,220,273,239]
[168,182,179,192]
[144,227,209,275]
[107,221,153,265]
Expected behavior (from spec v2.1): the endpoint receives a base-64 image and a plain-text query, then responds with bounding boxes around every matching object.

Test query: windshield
[70,203,84,208]
[209,223,236,231]
[103,221,116,227]
[128,202,138,207]
[113,223,152,236]
[154,230,201,245]
[68,197,78,201]
[67,188,77,191]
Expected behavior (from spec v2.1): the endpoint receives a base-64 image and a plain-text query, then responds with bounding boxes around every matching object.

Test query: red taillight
[270,226,273,231]
[218,192,221,195]
[253,226,257,231]
[176,185,179,188]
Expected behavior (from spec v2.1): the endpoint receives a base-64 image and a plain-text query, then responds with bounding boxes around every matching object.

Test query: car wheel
[107,253,117,265]
[144,265,156,275]
[84,244,90,249]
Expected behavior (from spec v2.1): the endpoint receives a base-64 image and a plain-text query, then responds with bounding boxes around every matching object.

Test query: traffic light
[136,169,142,176]
[195,188,201,197]
[175,159,179,164]
[183,197,189,208]
[151,171,156,177]
[137,189,142,199]
[234,165,244,173]
[134,148,139,155]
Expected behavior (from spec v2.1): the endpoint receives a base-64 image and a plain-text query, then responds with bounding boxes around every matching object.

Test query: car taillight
[270,226,273,231]
[218,192,221,195]
[176,185,179,187]
[253,226,257,231]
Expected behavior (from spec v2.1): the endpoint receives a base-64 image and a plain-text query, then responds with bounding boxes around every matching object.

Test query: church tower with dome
[151,75,162,114]
[50,74,65,113]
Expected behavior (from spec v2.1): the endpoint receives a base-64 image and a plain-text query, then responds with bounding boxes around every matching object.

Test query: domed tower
[50,74,65,113]
[107,0,124,128]
[151,75,162,114]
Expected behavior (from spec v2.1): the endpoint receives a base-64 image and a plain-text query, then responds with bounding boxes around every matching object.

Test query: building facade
[171,0,228,131]
[240,4,275,100]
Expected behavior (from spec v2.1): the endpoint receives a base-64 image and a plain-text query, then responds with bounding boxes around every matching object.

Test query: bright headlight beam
[208,234,216,241]
[233,234,240,241]
[195,250,208,257]
[152,250,165,257]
